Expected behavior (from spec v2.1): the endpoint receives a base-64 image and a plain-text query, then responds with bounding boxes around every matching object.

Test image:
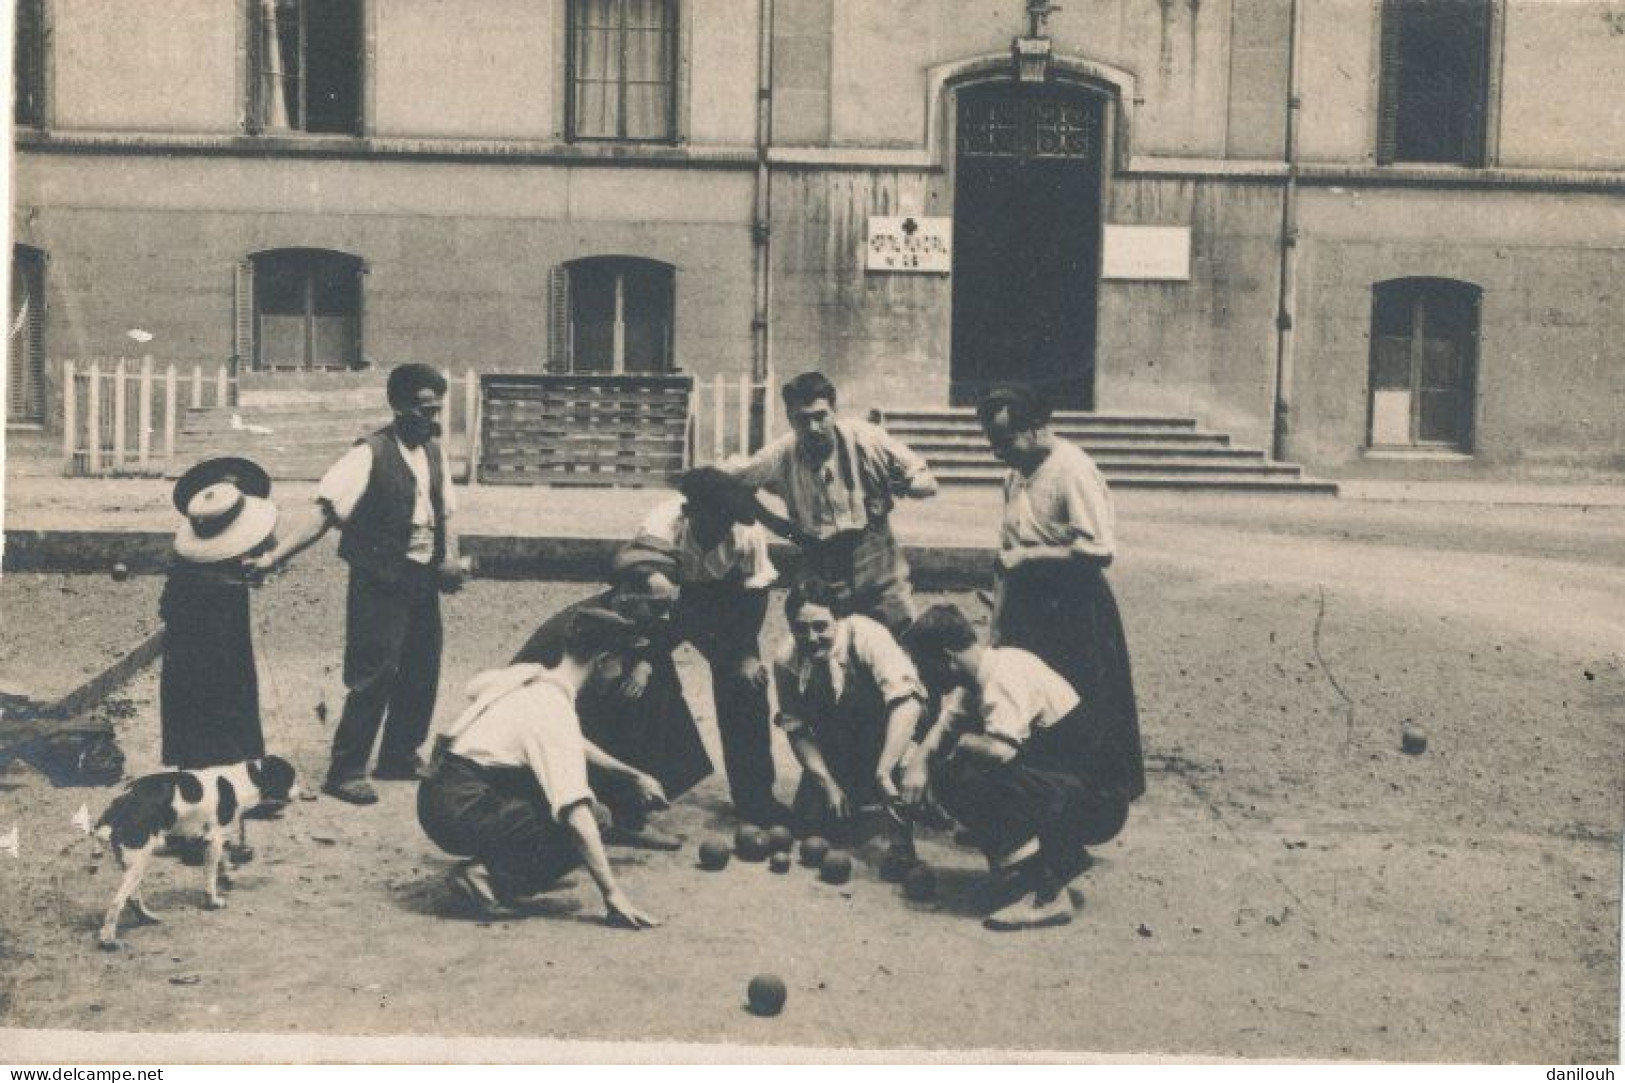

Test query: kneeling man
[417,608,660,929]
[902,603,1129,931]
[773,576,926,869]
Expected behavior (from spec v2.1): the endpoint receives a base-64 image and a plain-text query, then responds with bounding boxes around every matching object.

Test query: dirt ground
[0,503,1621,1063]
[0,573,161,706]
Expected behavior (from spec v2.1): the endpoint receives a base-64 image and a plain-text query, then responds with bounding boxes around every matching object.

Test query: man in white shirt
[733,371,936,634]
[773,575,928,871]
[250,363,466,806]
[901,603,1129,931]
[417,607,659,927]
[630,467,788,826]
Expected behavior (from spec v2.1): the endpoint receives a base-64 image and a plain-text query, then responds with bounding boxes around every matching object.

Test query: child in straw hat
[160,457,280,774]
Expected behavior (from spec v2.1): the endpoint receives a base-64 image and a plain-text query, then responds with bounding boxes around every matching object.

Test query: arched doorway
[950,79,1106,409]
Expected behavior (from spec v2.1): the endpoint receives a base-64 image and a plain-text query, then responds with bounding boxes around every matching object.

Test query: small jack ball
[698,840,731,871]
[799,836,830,868]
[111,563,130,582]
[769,851,792,874]
[903,863,937,902]
[735,825,769,862]
[766,825,794,854]
[747,974,787,1017]
[819,851,853,885]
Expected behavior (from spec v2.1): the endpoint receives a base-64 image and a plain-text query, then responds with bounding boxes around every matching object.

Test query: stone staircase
[878,409,1338,495]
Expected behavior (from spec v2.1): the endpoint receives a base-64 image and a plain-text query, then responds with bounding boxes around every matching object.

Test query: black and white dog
[94,756,299,948]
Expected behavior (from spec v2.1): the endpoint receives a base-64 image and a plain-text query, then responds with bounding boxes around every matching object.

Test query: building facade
[10,0,1625,479]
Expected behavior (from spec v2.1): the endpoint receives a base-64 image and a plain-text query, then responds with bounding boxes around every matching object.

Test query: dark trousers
[933,711,1128,893]
[788,703,911,847]
[675,583,778,820]
[329,563,442,784]
[418,753,579,898]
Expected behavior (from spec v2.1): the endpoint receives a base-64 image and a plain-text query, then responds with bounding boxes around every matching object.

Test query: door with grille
[951,81,1104,409]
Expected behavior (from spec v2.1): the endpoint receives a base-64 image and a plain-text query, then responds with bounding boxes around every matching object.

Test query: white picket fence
[62,358,236,476]
[62,359,766,481]
[686,373,774,468]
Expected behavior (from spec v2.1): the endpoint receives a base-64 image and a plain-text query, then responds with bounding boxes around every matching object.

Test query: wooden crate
[478,373,691,487]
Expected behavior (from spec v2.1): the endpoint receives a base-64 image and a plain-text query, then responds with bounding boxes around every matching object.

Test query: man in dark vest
[251,363,465,806]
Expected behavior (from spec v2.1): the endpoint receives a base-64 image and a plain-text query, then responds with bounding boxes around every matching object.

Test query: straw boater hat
[172,457,279,563]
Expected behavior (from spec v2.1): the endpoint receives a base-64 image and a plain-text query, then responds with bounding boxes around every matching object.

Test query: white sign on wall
[866,216,952,274]
[1101,225,1192,281]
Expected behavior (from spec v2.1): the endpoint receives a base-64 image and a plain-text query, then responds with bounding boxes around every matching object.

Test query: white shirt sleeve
[732,436,791,494]
[637,497,686,547]
[439,441,458,519]
[315,443,374,524]
[739,522,777,589]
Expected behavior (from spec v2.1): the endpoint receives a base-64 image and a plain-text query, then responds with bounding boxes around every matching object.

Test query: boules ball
[1401,726,1428,755]
[698,839,731,871]
[747,974,787,1017]
[819,850,853,885]
[799,836,830,868]
[766,825,795,854]
[903,863,937,902]
[769,851,792,874]
[735,825,769,862]
[111,562,130,582]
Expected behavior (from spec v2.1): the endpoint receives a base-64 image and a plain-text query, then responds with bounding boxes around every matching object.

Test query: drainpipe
[1270,0,1303,463]
[751,0,775,419]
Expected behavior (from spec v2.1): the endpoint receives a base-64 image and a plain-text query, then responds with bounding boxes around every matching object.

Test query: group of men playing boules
[192,363,1143,932]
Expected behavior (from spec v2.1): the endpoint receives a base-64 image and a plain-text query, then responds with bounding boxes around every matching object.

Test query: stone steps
[878,408,1338,496]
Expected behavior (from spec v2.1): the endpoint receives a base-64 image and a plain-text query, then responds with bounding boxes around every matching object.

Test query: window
[249,0,363,134]
[1376,0,1492,165]
[8,246,46,423]
[549,258,675,374]
[1368,278,1479,451]
[239,250,364,370]
[15,0,45,128]
[567,0,677,142]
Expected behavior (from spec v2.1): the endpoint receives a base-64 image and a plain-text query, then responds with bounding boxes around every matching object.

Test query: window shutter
[1374,0,1401,165]
[25,261,46,419]
[354,0,370,137]
[547,265,573,373]
[234,259,256,368]
[1462,0,1492,167]
[244,0,263,133]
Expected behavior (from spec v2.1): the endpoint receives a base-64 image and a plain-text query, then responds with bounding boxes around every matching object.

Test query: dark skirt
[994,559,1145,802]
[515,596,713,803]
[158,566,265,771]
[574,650,712,801]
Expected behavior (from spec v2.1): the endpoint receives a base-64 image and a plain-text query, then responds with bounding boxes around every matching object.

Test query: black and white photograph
[0,0,1621,1067]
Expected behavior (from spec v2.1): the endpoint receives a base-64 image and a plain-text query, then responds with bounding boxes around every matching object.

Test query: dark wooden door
[951,82,1104,409]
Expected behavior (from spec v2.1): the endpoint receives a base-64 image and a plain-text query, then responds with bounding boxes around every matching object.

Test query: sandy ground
[0,573,162,706]
[0,504,1622,1062]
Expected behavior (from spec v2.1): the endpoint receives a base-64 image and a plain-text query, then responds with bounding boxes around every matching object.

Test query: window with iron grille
[240,249,364,371]
[567,0,678,142]
[8,246,47,424]
[14,0,46,128]
[248,0,363,134]
[549,258,675,374]
[1368,278,1480,451]
[1376,0,1492,165]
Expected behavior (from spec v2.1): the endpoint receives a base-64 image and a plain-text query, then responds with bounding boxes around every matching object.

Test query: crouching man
[901,603,1129,931]
[417,608,660,929]
[773,576,926,871]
